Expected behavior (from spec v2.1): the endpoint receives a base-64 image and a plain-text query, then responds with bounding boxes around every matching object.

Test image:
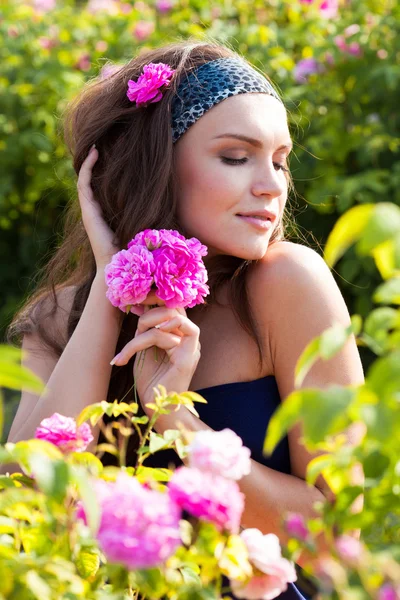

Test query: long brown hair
[7,40,292,446]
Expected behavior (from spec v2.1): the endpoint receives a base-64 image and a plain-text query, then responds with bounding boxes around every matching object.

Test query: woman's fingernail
[110,352,121,366]
[155,320,171,329]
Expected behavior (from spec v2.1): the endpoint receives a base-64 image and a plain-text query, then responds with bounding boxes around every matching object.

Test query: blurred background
[1,0,399,436]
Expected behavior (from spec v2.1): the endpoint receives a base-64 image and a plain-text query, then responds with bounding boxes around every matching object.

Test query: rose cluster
[37,413,297,598]
[104,228,210,313]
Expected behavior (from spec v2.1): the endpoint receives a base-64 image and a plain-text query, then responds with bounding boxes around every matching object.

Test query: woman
[5,40,364,598]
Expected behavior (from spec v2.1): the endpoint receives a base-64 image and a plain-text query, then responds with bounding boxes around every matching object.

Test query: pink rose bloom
[127,62,174,106]
[129,228,164,251]
[293,58,323,83]
[347,42,362,57]
[344,24,361,37]
[319,0,338,19]
[285,513,309,541]
[168,467,244,533]
[230,529,297,600]
[35,413,93,453]
[187,428,251,481]
[334,35,348,51]
[153,241,209,308]
[77,473,182,569]
[105,245,155,312]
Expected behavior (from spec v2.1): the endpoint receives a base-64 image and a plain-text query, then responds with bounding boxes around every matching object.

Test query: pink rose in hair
[168,466,244,533]
[230,528,297,600]
[35,413,93,453]
[127,62,175,106]
[187,428,251,480]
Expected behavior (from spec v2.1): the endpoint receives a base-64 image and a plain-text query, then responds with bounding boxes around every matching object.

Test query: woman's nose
[251,165,287,199]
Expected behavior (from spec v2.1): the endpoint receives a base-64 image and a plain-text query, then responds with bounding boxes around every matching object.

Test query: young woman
[5,40,364,598]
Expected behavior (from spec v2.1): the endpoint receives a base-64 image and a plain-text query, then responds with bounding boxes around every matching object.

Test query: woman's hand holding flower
[110,300,201,412]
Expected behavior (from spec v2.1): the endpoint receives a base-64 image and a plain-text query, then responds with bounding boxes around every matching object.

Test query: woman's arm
[3,273,123,474]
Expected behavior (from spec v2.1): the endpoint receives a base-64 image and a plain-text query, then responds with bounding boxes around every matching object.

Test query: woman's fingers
[111,329,182,366]
[135,307,186,335]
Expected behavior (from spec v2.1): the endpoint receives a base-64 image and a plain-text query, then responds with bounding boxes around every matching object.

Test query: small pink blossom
[105,246,155,312]
[77,473,181,569]
[319,0,338,18]
[96,40,108,52]
[127,62,173,106]
[344,24,361,37]
[334,35,347,51]
[38,36,57,49]
[35,413,93,453]
[132,21,155,42]
[8,26,19,37]
[155,0,173,12]
[347,42,362,57]
[168,467,244,533]
[285,513,309,541]
[75,53,91,72]
[293,58,323,83]
[230,528,297,600]
[377,49,388,59]
[33,0,56,12]
[335,534,363,564]
[187,428,251,481]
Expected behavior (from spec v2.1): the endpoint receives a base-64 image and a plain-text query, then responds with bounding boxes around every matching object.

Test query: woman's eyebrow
[213,133,293,152]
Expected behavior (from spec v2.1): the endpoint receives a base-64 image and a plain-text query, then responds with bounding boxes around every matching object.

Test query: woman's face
[174,93,292,260]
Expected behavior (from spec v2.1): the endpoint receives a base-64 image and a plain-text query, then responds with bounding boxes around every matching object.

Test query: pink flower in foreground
[187,428,251,481]
[105,245,155,312]
[168,467,244,533]
[35,413,93,453]
[77,473,182,569]
[33,0,56,12]
[230,529,297,600]
[319,0,338,19]
[127,62,174,106]
[285,513,309,541]
[378,584,400,600]
[293,58,323,83]
[335,534,363,565]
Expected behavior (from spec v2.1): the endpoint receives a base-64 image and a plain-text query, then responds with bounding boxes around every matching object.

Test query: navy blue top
[144,375,310,600]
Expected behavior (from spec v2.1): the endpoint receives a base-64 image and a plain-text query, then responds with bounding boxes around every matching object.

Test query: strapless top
[143,376,311,600]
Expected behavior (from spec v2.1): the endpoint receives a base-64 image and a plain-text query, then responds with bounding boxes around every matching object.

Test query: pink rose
[187,428,251,481]
[77,473,182,569]
[132,21,155,43]
[230,528,297,600]
[168,466,244,533]
[127,62,174,106]
[293,58,323,83]
[335,534,363,565]
[35,413,93,453]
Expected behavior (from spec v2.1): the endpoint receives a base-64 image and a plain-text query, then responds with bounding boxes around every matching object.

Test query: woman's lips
[236,215,273,231]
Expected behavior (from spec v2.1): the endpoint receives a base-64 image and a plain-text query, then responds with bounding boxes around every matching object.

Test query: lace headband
[170,57,283,143]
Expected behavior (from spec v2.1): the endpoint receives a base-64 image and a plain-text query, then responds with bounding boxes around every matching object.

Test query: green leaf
[294,337,320,387]
[357,203,400,255]
[71,468,101,534]
[0,361,44,394]
[149,431,170,454]
[324,204,374,267]
[69,452,103,476]
[374,277,400,304]
[264,390,303,455]
[320,322,353,360]
[136,466,173,483]
[76,549,100,581]
[29,454,70,504]
[76,403,105,427]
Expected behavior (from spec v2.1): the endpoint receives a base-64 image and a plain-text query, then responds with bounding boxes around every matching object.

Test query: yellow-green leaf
[324,204,374,267]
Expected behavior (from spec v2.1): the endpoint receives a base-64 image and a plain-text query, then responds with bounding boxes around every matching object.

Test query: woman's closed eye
[220,156,289,172]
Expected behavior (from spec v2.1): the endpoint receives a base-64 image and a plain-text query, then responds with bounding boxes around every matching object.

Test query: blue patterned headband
[171,57,283,143]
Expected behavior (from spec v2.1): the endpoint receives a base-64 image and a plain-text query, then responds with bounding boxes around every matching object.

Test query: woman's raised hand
[110,296,201,412]
[77,145,120,272]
